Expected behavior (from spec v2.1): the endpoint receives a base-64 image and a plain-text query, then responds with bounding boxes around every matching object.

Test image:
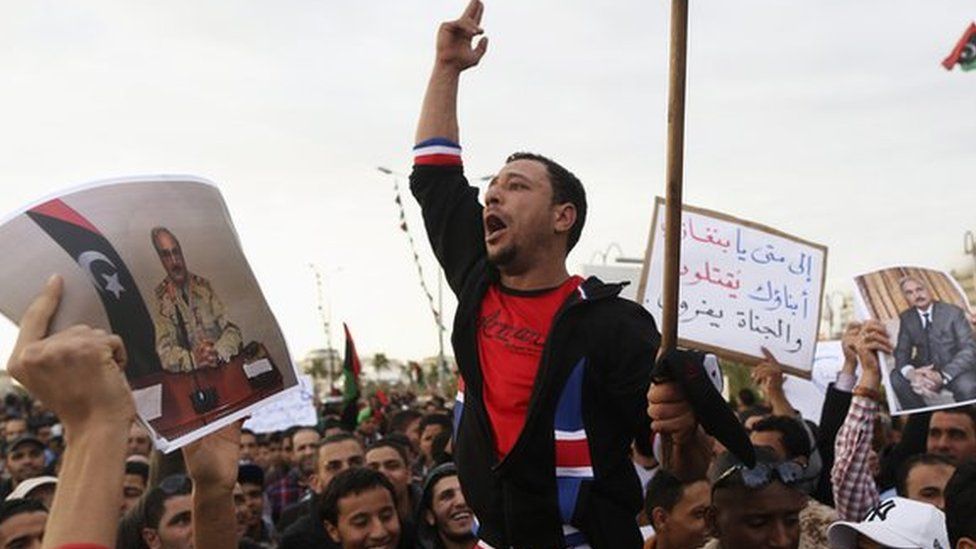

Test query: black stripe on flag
[27,205,163,382]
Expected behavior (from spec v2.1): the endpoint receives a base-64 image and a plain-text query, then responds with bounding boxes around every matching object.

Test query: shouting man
[410,1,658,546]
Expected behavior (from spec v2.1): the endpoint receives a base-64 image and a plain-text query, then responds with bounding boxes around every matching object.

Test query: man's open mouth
[485,214,507,239]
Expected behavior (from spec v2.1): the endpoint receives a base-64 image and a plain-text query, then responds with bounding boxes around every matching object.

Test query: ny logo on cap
[865,499,896,522]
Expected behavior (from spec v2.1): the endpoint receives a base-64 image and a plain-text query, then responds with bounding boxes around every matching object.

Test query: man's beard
[487,243,517,268]
[440,528,477,543]
[298,457,316,476]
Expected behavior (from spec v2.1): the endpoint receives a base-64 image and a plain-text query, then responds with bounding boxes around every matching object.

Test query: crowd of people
[2,286,976,549]
[0,1,974,548]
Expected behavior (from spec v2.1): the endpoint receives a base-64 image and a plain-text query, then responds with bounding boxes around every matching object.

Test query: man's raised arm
[411,0,490,296]
[415,0,488,145]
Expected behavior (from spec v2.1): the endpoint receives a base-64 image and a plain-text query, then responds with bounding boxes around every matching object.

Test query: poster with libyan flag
[0,176,299,452]
[943,22,976,71]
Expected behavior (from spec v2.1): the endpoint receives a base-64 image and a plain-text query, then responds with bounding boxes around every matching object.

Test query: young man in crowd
[365,440,420,527]
[266,426,321,522]
[388,410,423,453]
[279,433,366,548]
[2,418,27,445]
[749,415,838,548]
[140,475,194,549]
[127,422,153,458]
[416,414,452,477]
[827,497,950,549]
[0,498,46,549]
[944,461,976,549]
[895,454,957,510]
[238,463,276,547]
[5,476,57,510]
[239,429,259,464]
[262,432,288,484]
[417,463,476,549]
[926,407,976,463]
[411,1,659,544]
[320,468,401,549]
[123,459,150,516]
[0,436,47,501]
[704,448,810,549]
[642,470,710,549]
[234,482,253,543]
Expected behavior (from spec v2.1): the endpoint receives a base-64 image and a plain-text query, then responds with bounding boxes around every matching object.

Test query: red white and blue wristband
[414,137,462,166]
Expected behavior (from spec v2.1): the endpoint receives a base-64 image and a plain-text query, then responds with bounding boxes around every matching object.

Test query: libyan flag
[25,199,163,381]
[342,323,362,404]
[942,22,976,71]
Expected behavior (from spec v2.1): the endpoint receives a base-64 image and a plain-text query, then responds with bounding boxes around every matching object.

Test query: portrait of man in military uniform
[150,226,243,373]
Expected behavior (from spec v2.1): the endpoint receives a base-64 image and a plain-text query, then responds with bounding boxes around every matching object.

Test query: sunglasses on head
[714,461,811,491]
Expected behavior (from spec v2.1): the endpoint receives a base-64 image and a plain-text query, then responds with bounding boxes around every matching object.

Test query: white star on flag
[102,272,125,299]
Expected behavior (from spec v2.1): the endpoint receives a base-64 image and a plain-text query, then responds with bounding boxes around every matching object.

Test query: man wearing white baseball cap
[4,476,57,509]
[827,497,949,549]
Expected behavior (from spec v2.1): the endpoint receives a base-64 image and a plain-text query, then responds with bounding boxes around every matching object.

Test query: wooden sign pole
[659,0,689,360]
[655,0,689,473]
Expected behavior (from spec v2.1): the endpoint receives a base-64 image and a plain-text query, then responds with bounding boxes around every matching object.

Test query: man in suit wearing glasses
[890,276,976,410]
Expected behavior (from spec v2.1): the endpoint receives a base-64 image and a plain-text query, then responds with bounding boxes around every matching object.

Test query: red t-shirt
[477,276,583,458]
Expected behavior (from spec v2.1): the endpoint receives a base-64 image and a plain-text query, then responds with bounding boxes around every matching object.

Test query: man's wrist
[63,417,131,445]
[857,373,882,392]
[193,483,235,499]
[431,62,463,80]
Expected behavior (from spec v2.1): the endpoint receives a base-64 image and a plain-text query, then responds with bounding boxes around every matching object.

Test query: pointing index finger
[13,275,63,351]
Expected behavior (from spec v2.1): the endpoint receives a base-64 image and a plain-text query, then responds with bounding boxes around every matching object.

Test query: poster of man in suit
[854,266,976,414]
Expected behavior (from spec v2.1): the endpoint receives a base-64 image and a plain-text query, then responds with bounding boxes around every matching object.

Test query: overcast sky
[0,1,973,368]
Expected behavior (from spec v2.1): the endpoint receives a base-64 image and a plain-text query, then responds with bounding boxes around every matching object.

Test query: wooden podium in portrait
[136,341,284,441]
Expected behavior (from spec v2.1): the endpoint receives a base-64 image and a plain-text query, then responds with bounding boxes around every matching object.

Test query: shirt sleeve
[409,138,487,297]
[831,395,880,521]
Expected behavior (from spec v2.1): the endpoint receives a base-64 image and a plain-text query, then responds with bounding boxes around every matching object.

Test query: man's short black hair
[143,475,192,530]
[935,404,976,432]
[241,428,256,439]
[389,410,422,435]
[238,463,265,488]
[0,498,47,526]
[895,453,956,497]
[751,415,812,460]
[383,432,413,453]
[419,413,453,434]
[319,432,360,449]
[505,151,587,253]
[366,439,409,465]
[318,467,396,526]
[421,462,458,511]
[125,460,150,484]
[944,460,976,546]
[291,425,321,439]
[644,470,704,517]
